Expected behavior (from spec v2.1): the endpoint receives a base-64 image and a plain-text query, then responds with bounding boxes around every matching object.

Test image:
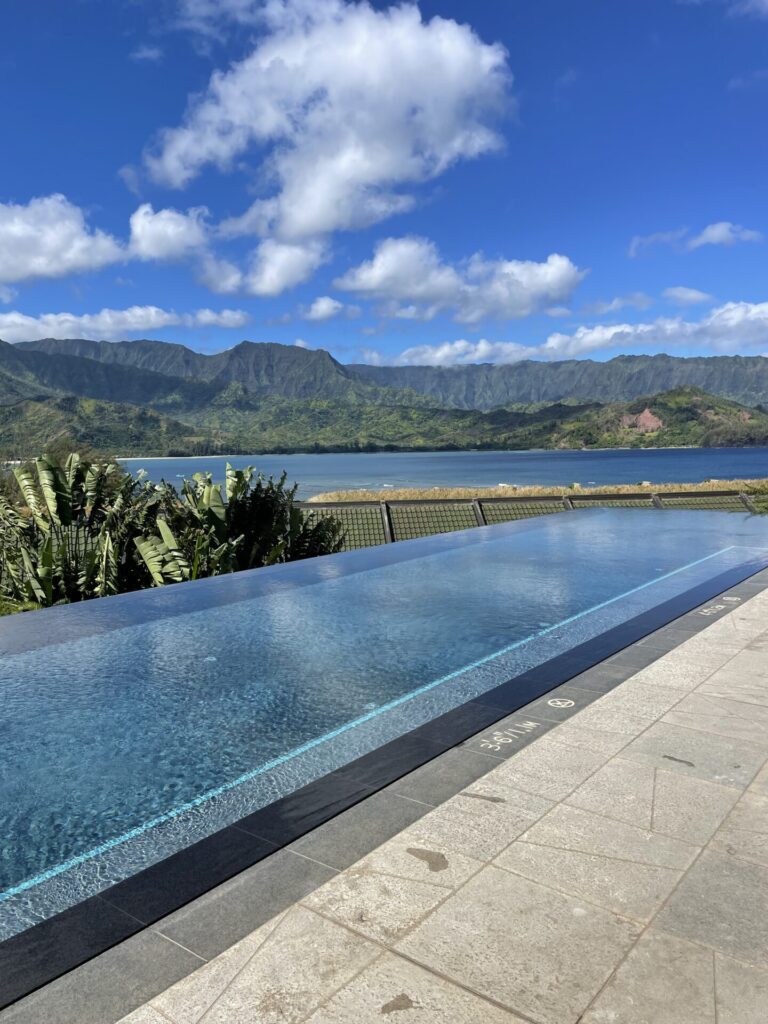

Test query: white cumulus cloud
[0,194,124,285]
[367,301,768,366]
[629,221,762,257]
[301,295,360,321]
[687,221,763,249]
[0,306,248,344]
[198,254,244,293]
[335,236,586,324]
[146,0,511,294]
[129,203,210,260]
[304,296,343,321]
[244,239,329,296]
[663,286,714,305]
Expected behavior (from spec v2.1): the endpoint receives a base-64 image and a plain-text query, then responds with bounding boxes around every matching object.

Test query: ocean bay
[120,446,768,499]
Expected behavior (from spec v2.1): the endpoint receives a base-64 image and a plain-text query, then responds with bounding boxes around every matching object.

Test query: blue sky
[1,0,766,365]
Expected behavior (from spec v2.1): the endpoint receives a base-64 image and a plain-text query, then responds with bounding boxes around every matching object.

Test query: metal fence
[299,490,757,551]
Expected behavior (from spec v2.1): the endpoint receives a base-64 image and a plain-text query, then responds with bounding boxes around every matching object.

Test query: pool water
[1,509,767,938]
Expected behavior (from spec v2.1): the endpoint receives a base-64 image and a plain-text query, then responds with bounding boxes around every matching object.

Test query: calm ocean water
[119,447,768,499]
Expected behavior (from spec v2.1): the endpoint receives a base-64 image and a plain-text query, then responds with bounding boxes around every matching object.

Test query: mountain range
[2,337,768,456]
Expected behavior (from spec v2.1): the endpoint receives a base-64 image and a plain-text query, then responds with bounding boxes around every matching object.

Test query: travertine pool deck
[3,575,768,1022]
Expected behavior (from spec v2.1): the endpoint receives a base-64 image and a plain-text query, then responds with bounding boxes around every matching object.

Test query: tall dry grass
[308,478,768,503]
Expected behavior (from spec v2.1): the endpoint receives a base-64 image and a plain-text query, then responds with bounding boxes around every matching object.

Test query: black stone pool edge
[2,561,767,1019]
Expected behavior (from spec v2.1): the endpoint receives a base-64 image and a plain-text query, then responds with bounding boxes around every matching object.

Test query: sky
[0,0,767,366]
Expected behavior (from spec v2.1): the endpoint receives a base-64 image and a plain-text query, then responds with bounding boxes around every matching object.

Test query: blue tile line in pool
[0,544,739,903]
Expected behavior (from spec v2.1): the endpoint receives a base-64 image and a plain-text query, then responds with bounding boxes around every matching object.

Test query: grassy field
[308,478,768,503]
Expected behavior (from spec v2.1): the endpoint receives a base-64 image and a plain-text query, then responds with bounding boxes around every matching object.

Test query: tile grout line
[294,903,545,1024]
[191,910,294,1024]
[153,932,208,966]
[509,836,696,872]
[574,744,768,1019]
[291,946,391,1024]
[647,714,768,751]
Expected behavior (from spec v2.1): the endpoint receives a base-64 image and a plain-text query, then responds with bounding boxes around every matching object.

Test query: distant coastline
[117,443,715,461]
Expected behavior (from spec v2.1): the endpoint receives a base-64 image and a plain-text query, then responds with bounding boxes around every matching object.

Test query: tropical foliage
[4,386,768,459]
[0,454,343,610]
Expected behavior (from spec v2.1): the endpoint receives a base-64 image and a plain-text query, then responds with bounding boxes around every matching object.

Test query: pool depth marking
[0,544,741,902]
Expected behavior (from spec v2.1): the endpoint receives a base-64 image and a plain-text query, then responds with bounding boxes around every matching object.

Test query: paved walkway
[120,596,768,1024]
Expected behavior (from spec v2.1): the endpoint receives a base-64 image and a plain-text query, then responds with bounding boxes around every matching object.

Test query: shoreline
[116,443,762,460]
[308,477,768,503]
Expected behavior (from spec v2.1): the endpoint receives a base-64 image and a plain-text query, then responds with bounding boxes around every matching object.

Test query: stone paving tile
[487,733,611,801]
[655,850,768,967]
[708,789,768,867]
[565,758,739,844]
[665,636,744,666]
[696,662,768,707]
[720,788,768,834]
[721,648,768,678]
[619,721,766,788]
[118,1009,170,1024]
[301,833,482,945]
[494,841,682,921]
[153,848,335,962]
[2,930,203,1024]
[384,748,502,807]
[566,757,655,827]
[622,652,718,692]
[710,826,768,868]
[704,616,767,644]
[592,679,685,720]
[172,906,378,1024]
[715,953,768,1024]
[750,762,768,796]
[509,802,697,869]
[395,779,553,862]
[662,694,768,748]
[581,929,716,1024]
[542,717,639,757]
[149,914,287,1024]
[304,952,526,1024]
[651,770,740,845]
[286,789,428,871]
[560,705,655,738]
[397,865,641,1024]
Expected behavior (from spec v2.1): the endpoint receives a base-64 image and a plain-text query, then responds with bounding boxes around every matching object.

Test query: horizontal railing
[299,490,758,550]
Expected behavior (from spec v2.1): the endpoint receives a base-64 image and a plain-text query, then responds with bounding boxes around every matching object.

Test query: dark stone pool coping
[2,562,768,1021]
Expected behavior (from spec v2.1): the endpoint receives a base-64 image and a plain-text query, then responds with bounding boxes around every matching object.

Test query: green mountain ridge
[2,339,768,456]
[2,386,767,458]
[15,337,768,409]
[350,354,768,410]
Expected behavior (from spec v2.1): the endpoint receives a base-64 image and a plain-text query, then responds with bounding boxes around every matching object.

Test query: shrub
[0,454,344,609]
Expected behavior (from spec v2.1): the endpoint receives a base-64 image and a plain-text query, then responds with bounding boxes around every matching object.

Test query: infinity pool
[1,509,767,940]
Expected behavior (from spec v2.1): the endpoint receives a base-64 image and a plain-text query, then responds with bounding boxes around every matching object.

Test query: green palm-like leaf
[35,455,72,527]
[13,465,49,529]
[134,534,171,586]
